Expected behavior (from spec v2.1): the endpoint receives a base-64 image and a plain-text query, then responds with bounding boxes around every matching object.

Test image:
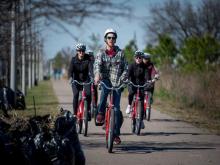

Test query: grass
[12,80,59,118]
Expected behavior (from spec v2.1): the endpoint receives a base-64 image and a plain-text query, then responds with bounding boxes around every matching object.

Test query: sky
[41,0,199,59]
[41,0,156,59]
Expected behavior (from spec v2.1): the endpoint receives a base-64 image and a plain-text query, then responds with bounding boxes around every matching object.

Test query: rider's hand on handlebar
[154,74,159,80]
[68,78,73,84]
[94,74,100,85]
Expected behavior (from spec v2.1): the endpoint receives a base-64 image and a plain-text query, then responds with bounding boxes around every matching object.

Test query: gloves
[154,74,159,80]
[68,77,73,84]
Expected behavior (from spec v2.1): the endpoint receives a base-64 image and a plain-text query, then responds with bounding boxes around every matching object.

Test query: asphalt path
[52,79,220,165]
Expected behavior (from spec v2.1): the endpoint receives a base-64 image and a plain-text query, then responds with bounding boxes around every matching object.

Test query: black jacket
[128,62,149,85]
[68,54,93,82]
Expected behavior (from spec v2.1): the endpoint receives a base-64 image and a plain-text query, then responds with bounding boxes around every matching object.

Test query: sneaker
[126,105,131,114]
[96,113,104,124]
[114,136,121,145]
[141,121,145,129]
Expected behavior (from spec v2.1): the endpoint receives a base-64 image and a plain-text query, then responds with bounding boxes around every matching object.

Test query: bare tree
[0,0,132,90]
[145,0,220,44]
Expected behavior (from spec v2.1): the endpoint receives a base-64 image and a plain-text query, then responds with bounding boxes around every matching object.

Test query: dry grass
[155,66,220,134]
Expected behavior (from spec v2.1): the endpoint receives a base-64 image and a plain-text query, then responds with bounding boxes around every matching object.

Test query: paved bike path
[52,79,220,165]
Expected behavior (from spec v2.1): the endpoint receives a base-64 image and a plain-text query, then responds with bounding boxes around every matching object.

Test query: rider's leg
[140,89,145,129]
[85,84,92,120]
[97,79,110,115]
[94,85,98,106]
[85,84,91,111]
[96,79,110,123]
[126,85,136,114]
[72,84,80,116]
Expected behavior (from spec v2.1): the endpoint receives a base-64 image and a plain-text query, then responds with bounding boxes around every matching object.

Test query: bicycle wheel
[83,101,88,136]
[77,119,82,134]
[131,117,136,134]
[107,108,115,153]
[146,106,151,121]
[130,104,136,133]
[135,101,142,135]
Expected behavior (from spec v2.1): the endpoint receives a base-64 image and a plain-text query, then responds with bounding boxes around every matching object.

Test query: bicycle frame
[128,80,154,135]
[99,81,124,153]
[71,80,92,136]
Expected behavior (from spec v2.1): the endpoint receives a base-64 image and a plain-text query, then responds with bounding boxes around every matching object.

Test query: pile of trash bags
[0,86,26,117]
[0,108,85,165]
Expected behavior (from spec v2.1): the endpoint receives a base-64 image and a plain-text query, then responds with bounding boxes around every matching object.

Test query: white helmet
[87,50,94,56]
[143,52,151,59]
[104,28,117,39]
[75,43,86,51]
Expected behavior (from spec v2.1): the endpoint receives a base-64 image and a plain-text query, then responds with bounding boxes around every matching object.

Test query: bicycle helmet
[143,52,151,59]
[134,50,144,57]
[75,43,86,51]
[87,50,94,56]
[104,28,117,39]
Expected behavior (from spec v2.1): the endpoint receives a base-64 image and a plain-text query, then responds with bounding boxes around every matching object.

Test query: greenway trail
[52,79,220,165]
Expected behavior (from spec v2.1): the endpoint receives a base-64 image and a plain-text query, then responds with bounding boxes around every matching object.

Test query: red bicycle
[128,80,155,135]
[99,81,125,153]
[71,80,92,136]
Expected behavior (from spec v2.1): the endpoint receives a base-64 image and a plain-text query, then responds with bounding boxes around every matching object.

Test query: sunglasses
[135,56,142,59]
[107,36,116,40]
[77,50,85,52]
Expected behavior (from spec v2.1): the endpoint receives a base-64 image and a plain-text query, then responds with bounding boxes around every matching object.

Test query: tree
[124,39,138,63]
[179,35,220,72]
[145,34,177,66]
[0,0,132,90]
[145,0,220,44]
[87,33,102,55]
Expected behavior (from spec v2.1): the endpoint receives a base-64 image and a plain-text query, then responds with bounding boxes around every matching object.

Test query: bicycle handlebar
[127,79,156,88]
[99,81,125,90]
[70,79,93,86]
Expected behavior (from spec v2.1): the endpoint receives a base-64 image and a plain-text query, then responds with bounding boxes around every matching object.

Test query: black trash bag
[55,108,86,165]
[15,89,26,110]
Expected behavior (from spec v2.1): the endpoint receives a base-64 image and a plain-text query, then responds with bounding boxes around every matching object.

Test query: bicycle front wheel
[135,101,143,135]
[107,108,115,153]
[83,101,88,136]
[146,106,151,121]
[77,119,82,134]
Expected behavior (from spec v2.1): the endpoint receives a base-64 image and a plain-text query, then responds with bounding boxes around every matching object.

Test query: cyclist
[125,50,149,129]
[87,50,98,106]
[94,28,128,144]
[143,52,160,104]
[68,43,93,120]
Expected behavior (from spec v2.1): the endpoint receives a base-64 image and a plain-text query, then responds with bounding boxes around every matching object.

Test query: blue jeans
[97,79,122,136]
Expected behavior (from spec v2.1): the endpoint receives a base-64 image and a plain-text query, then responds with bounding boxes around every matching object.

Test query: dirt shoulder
[153,98,220,135]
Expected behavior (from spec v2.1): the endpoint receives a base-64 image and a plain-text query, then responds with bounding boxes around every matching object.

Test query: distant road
[53,79,220,165]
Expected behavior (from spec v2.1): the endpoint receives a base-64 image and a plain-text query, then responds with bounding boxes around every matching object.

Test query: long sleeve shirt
[68,54,93,82]
[128,62,149,85]
[94,46,128,87]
